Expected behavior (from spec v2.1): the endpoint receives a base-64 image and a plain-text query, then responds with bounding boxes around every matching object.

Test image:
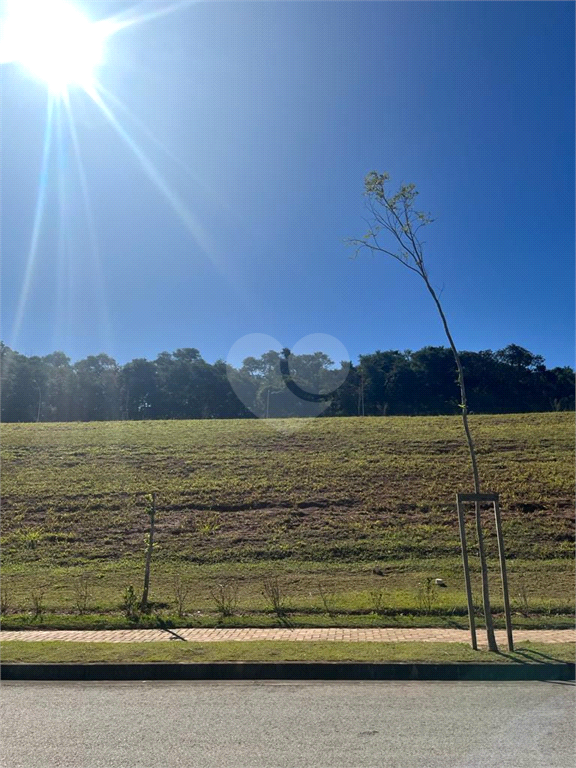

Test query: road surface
[1,680,574,767]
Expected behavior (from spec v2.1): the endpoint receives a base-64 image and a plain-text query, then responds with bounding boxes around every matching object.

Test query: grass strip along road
[2,640,574,665]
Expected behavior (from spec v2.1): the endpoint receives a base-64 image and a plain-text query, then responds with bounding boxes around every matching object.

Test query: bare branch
[347,236,423,275]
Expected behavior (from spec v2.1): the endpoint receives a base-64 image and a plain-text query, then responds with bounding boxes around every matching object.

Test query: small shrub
[20,528,44,550]
[29,582,50,619]
[1,582,11,615]
[121,585,139,620]
[317,582,337,617]
[416,578,437,615]
[369,588,386,615]
[209,579,239,618]
[262,575,288,617]
[172,573,192,618]
[72,571,93,615]
[196,511,222,537]
[514,580,530,616]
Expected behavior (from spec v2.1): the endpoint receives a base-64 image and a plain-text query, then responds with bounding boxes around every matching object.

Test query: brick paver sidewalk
[1,628,574,645]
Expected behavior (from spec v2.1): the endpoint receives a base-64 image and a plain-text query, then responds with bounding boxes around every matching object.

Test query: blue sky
[2,0,574,368]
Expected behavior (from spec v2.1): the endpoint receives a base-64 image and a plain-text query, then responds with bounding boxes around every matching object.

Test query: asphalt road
[1,681,574,768]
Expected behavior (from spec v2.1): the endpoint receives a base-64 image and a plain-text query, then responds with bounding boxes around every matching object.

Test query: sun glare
[3,0,200,351]
[1,0,108,93]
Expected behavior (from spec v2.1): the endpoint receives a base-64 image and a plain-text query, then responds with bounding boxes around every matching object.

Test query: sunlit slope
[2,413,574,564]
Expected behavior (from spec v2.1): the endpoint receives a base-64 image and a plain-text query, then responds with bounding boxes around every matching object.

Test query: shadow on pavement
[540,679,575,686]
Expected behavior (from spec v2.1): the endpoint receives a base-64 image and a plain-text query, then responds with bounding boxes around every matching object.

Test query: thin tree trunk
[141,492,156,613]
[423,278,498,652]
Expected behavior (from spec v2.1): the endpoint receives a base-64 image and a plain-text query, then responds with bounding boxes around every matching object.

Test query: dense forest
[0,341,573,423]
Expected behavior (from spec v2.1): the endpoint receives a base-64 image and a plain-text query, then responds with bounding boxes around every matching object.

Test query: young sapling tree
[140,492,157,613]
[348,172,498,651]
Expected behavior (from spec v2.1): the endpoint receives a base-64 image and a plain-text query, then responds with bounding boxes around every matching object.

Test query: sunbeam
[11,93,55,348]
[85,83,220,267]
[94,81,249,231]
[54,96,75,353]
[61,90,113,351]
[94,82,202,189]
[104,0,197,35]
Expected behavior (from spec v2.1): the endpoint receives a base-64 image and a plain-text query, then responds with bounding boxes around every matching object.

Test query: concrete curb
[2,662,574,682]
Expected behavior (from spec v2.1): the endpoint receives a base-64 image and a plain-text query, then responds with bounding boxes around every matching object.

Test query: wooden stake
[493,497,514,651]
[457,495,477,650]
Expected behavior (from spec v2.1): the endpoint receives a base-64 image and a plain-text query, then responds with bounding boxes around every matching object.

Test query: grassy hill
[1,412,574,629]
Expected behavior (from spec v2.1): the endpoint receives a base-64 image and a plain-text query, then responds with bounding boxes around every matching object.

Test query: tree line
[0,341,573,423]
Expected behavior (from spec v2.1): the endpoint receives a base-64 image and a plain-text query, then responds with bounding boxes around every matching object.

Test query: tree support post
[493,496,514,651]
[456,494,477,650]
[456,493,513,652]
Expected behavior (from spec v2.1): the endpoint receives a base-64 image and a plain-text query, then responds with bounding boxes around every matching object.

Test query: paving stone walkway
[1,628,573,645]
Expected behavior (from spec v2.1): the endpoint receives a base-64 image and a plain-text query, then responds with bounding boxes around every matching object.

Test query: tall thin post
[473,499,497,650]
[457,495,477,650]
[493,497,514,651]
[141,492,156,613]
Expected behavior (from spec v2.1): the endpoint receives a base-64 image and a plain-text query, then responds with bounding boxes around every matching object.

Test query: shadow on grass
[515,647,574,665]
[443,618,467,630]
[490,646,575,667]
[494,650,529,664]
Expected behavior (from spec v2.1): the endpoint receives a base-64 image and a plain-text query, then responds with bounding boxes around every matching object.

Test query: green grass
[1,556,574,630]
[1,640,574,665]
[3,614,574,632]
[1,413,574,629]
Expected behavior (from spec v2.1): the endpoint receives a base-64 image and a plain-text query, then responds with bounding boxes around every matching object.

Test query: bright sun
[1,0,108,93]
